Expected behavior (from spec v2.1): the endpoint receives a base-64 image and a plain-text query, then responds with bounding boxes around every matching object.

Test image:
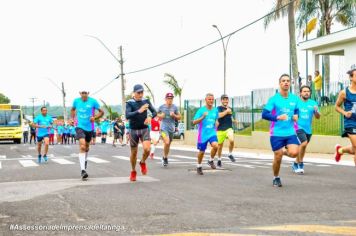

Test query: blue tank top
[344,87,356,128]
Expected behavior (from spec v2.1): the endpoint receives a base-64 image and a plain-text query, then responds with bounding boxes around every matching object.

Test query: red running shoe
[130,171,137,181]
[335,144,342,162]
[140,162,147,175]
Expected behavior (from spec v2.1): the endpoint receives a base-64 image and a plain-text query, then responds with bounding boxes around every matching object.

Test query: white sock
[197,163,202,168]
[150,145,155,154]
[209,157,214,162]
[229,152,232,156]
[85,152,88,161]
[79,153,86,170]
[218,157,222,161]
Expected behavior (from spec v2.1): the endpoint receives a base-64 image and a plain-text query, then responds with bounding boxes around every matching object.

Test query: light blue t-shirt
[297,99,318,134]
[193,106,218,143]
[264,93,299,137]
[57,125,63,135]
[34,114,53,137]
[100,120,109,133]
[72,97,100,132]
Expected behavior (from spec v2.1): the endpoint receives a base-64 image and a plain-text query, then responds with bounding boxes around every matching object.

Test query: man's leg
[273,149,283,177]
[37,139,42,163]
[347,135,356,166]
[162,133,170,165]
[43,137,50,161]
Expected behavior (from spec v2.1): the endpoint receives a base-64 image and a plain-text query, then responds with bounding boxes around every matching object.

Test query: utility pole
[61,82,67,121]
[29,97,37,120]
[119,46,125,115]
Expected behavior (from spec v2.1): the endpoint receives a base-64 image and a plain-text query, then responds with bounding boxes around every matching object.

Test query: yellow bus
[0,104,23,143]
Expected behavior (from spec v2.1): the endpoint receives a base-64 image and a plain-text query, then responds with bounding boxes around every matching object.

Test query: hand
[144,117,151,125]
[277,114,288,121]
[345,111,352,118]
[226,108,232,114]
[292,115,298,122]
[90,116,95,122]
[170,111,175,118]
[139,104,149,113]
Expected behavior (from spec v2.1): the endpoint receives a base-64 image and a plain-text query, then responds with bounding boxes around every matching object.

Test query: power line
[92,75,120,96]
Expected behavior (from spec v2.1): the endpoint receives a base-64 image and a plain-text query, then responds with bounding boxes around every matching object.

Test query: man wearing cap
[335,64,356,167]
[157,92,181,166]
[126,84,157,181]
[71,90,104,180]
[216,94,238,168]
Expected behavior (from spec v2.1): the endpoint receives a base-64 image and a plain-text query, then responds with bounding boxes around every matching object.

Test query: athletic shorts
[217,128,234,144]
[75,128,92,143]
[150,131,160,141]
[296,129,312,143]
[102,132,107,135]
[197,135,218,152]
[114,132,122,139]
[92,132,96,138]
[37,134,49,142]
[342,127,356,138]
[161,130,173,142]
[130,128,150,147]
[270,135,300,152]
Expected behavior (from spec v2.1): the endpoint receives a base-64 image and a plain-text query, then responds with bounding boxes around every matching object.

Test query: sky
[0,0,347,109]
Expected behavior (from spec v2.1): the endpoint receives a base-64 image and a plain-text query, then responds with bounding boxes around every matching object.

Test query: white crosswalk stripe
[0,155,6,159]
[87,157,110,163]
[113,156,130,161]
[171,155,196,160]
[0,162,2,169]
[51,159,75,165]
[19,160,39,167]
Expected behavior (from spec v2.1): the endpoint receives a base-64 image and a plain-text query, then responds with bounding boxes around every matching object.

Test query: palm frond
[144,83,155,105]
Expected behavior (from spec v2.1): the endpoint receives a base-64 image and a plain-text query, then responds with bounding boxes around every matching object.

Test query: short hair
[300,85,311,93]
[41,106,47,111]
[279,74,290,82]
[205,93,214,98]
[315,70,320,75]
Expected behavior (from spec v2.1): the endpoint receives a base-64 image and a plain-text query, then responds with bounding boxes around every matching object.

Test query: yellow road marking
[154,233,256,236]
[249,225,356,235]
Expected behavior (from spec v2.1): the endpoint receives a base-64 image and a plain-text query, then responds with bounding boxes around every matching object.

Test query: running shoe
[298,162,304,174]
[130,171,137,181]
[335,144,342,162]
[196,167,203,175]
[292,162,299,173]
[81,170,88,179]
[43,154,48,162]
[217,160,222,168]
[273,177,282,187]
[163,158,168,167]
[228,154,236,162]
[207,160,216,169]
[37,154,42,164]
[140,161,147,175]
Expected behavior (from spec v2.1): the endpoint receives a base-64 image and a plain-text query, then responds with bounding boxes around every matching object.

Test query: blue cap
[133,84,144,93]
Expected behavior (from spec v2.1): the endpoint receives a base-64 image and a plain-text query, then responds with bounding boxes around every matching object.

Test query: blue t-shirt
[297,99,318,134]
[100,120,109,133]
[57,125,63,135]
[34,114,53,137]
[264,93,299,137]
[72,97,100,132]
[69,126,76,135]
[63,126,69,134]
[193,106,218,143]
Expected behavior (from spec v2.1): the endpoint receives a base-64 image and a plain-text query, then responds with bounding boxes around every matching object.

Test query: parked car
[173,122,185,140]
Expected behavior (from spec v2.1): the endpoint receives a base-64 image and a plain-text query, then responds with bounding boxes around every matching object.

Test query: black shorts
[75,128,92,143]
[92,132,96,138]
[114,132,123,139]
[342,127,356,138]
[37,135,49,142]
[296,129,312,143]
[130,128,150,147]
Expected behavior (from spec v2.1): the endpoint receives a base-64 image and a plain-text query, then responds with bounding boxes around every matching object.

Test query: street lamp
[212,25,233,94]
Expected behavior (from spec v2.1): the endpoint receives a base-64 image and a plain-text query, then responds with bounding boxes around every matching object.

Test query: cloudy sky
[0,0,345,108]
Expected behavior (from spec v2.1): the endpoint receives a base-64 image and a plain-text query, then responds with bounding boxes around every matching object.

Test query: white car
[173,122,185,140]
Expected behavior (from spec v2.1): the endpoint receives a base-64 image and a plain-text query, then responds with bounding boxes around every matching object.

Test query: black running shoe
[207,160,216,169]
[217,160,222,168]
[273,177,282,187]
[228,154,236,162]
[85,161,87,169]
[81,170,88,179]
[197,167,203,175]
[163,158,168,167]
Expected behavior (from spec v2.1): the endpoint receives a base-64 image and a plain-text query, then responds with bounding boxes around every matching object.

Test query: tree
[297,0,356,93]
[100,99,113,120]
[144,83,155,106]
[163,73,184,116]
[264,0,300,94]
[0,93,10,104]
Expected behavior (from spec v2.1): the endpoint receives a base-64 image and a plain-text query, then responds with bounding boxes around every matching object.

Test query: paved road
[0,142,355,235]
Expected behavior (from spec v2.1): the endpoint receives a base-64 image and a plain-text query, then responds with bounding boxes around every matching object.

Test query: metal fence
[185,80,348,136]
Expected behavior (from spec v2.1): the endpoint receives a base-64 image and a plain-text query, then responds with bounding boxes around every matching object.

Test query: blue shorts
[37,134,49,142]
[197,135,218,152]
[270,135,300,152]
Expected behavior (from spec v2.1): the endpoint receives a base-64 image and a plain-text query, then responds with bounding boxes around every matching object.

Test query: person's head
[279,74,291,92]
[205,93,214,107]
[220,94,229,107]
[315,70,320,76]
[307,75,312,81]
[165,92,174,105]
[300,85,311,100]
[40,106,47,116]
[133,84,144,101]
[79,91,89,101]
[347,64,356,82]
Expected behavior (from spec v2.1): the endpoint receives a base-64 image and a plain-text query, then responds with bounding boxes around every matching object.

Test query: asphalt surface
[0,140,355,236]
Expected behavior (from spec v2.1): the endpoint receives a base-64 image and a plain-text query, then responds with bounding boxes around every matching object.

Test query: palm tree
[163,73,184,116]
[100,99,113,121]
[297,0,356,93]
[144,83,156,105]
[264,0,300,94]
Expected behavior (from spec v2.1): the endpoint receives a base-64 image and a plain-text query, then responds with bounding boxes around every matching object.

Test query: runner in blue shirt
[262,74,300,187]
[32,107,53,163]
[57,123,64,144]
[290,85,320,174]
[100,118,109,144]
[71,90,104,180]
[193,93,219,175]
